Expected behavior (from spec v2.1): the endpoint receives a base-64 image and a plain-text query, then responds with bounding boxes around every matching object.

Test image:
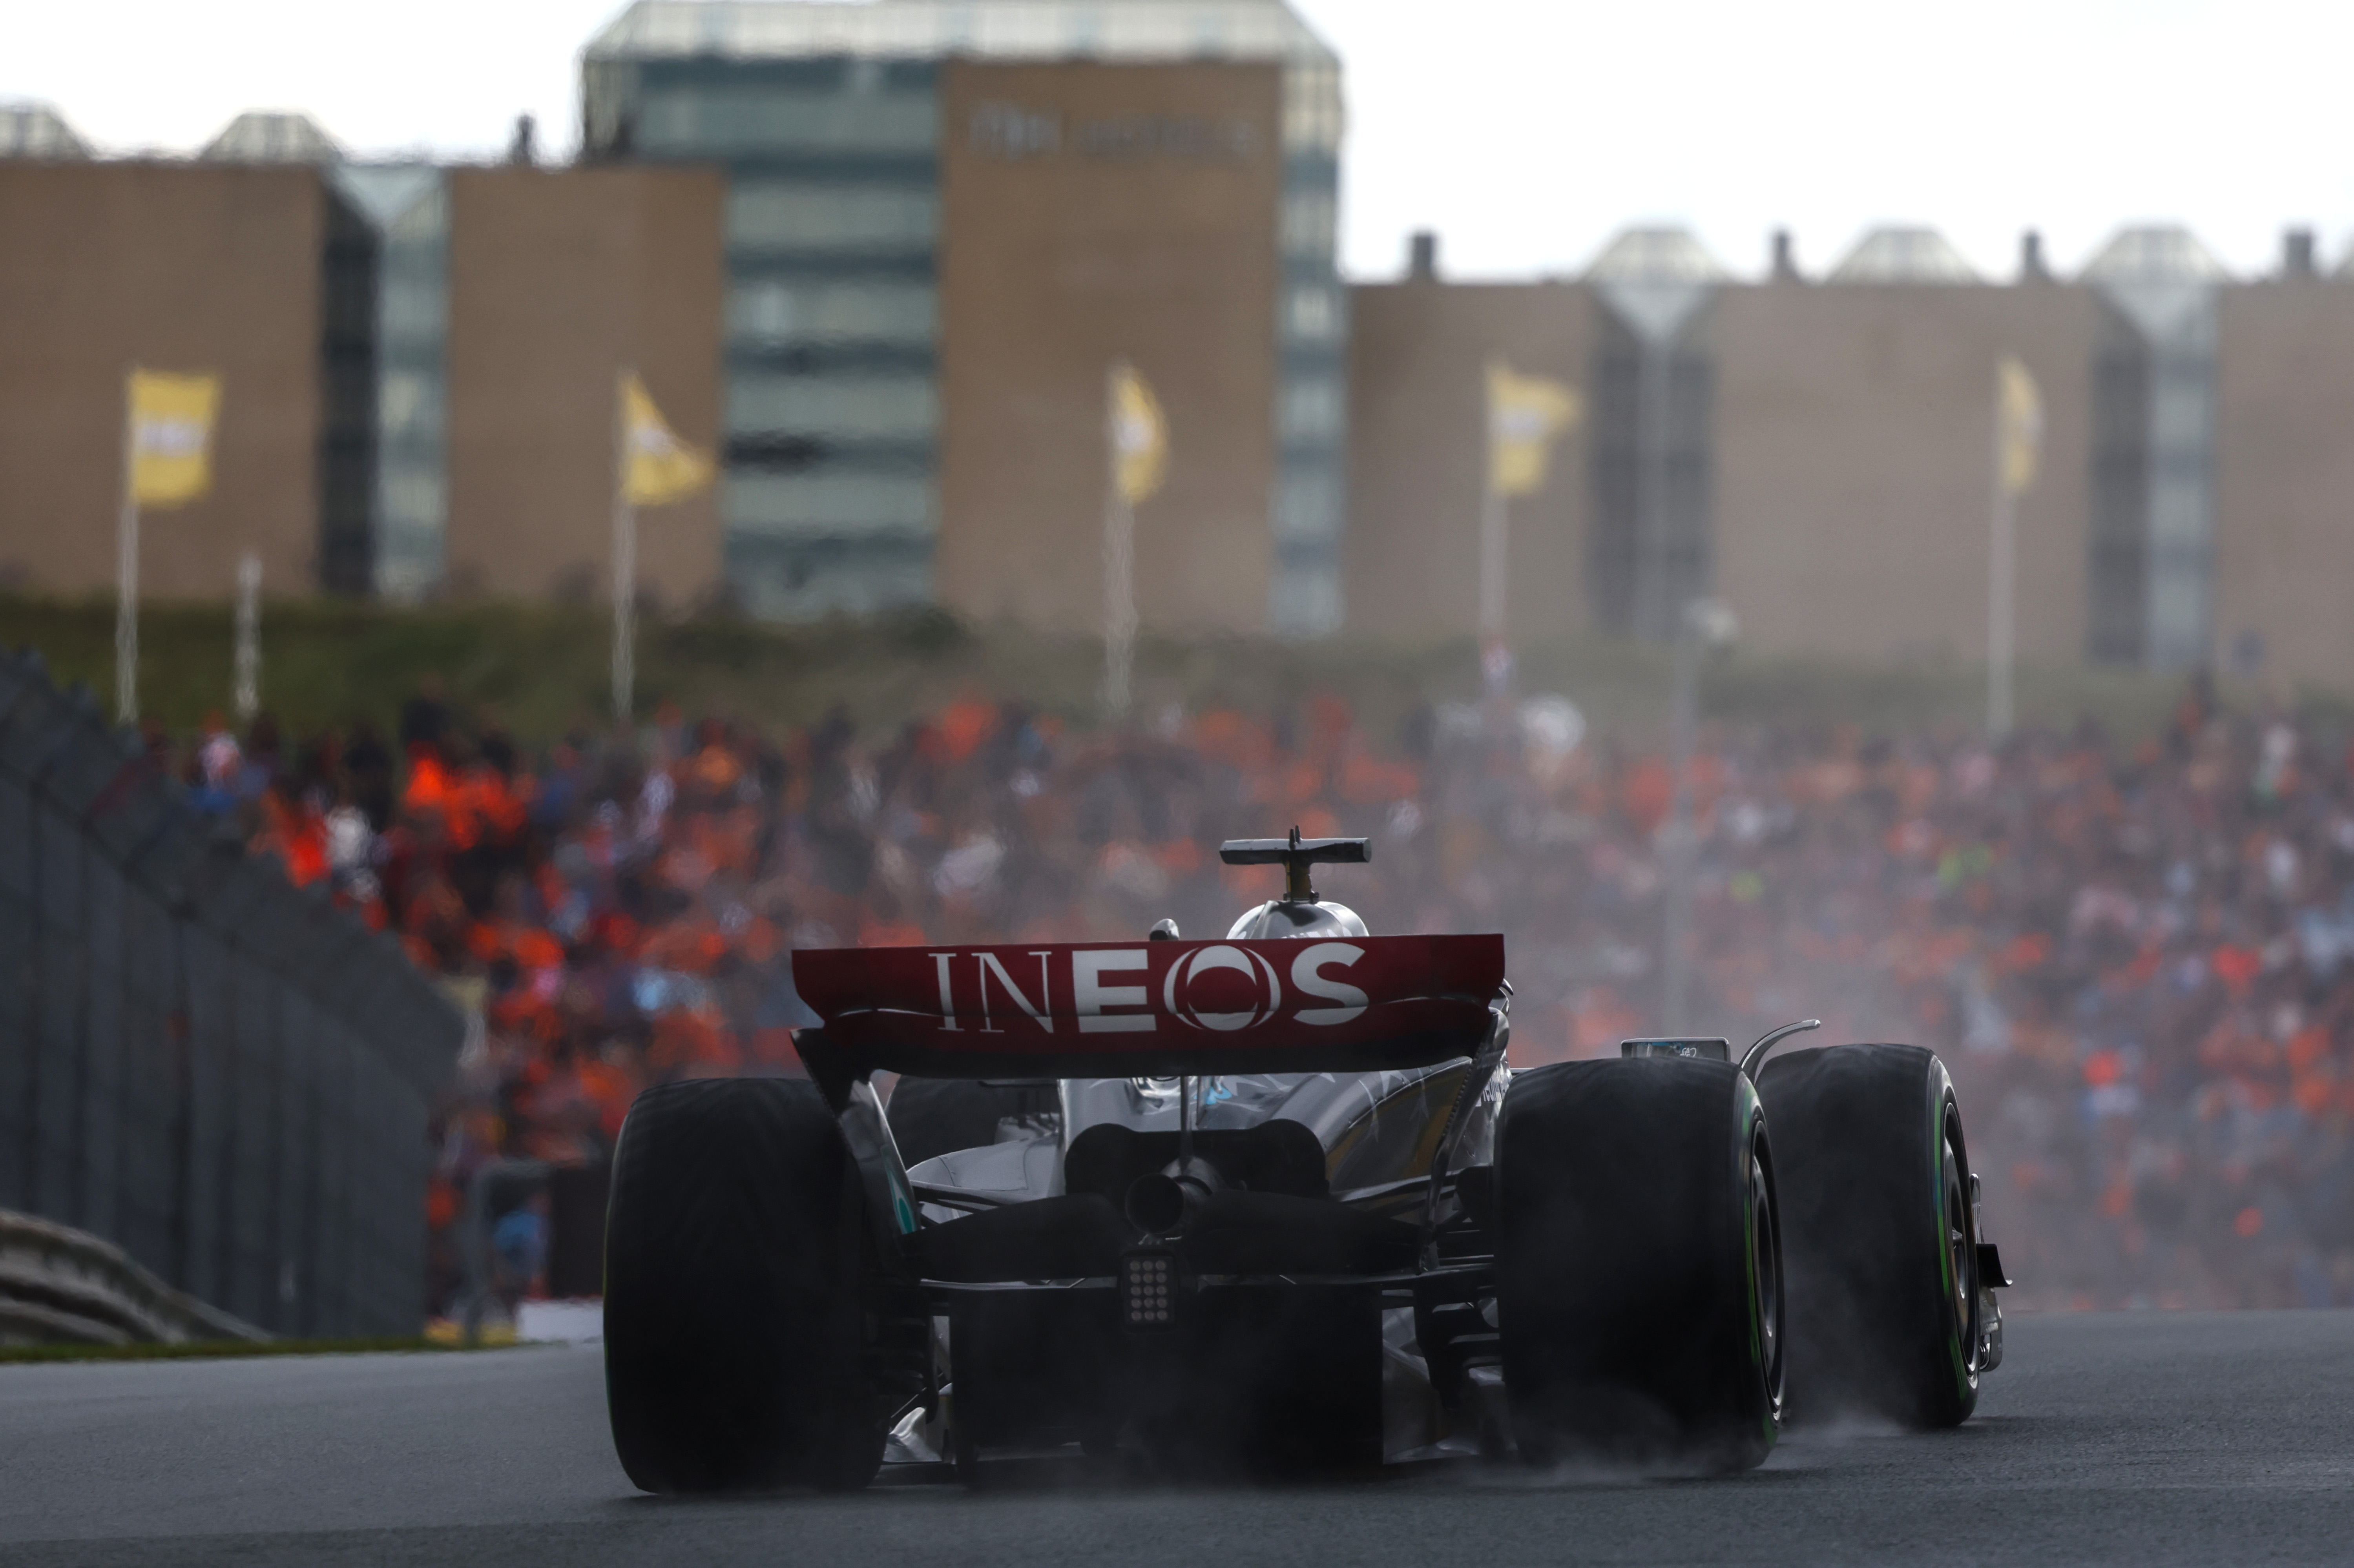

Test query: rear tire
[604,1078,884,1493]
[1497,1057,1784,1473]
[1755,1044,1981,1428]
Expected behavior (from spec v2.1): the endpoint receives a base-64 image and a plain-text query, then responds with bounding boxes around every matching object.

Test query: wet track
[5,1312,2351,1567]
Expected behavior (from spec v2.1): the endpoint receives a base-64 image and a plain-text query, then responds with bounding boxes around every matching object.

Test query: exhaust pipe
[1126,1157,1222,1234]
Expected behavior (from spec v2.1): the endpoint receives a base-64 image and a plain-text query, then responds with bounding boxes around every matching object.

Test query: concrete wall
[443,165,726,609]
[934,60,1282,636]
[2213,283,2354,693]
[0,162,321,600]
[1344,281,1593,641]
[1712,281,2098,667]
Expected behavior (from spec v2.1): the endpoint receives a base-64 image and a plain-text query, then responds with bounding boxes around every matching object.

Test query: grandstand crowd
[166,675,2354,1316]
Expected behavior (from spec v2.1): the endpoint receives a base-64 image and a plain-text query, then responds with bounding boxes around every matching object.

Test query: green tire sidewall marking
[1928,1059,1973,1398]
[1734,1073,1777,1444]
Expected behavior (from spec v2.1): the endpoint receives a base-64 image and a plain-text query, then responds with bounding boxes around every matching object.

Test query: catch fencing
[0,649,464,1338]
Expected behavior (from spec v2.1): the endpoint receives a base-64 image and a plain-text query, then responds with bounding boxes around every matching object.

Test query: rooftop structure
[200,111,344,164]
[1828,226,1978,284]
[1585,226,1727,286]
[2080,224,2230,284]
[0,102,89,160]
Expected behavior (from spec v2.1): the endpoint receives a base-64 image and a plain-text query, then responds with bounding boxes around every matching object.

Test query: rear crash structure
[602,832,2008,1491]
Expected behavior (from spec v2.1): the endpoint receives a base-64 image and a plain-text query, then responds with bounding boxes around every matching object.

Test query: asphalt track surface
[5,1312,2351,1567]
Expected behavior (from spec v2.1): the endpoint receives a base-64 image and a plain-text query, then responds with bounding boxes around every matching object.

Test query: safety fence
[0,649,464,1338]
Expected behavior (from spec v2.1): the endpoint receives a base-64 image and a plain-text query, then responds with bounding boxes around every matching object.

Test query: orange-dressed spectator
[403,739,452,819]
[191,675,2354,1317]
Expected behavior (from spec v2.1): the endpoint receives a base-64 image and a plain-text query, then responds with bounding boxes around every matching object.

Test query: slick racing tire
[887,1076,1055,1168]
[1496,1057,1784,1474]
[604,1078,884,1493]
[1754,1044,1982,1429]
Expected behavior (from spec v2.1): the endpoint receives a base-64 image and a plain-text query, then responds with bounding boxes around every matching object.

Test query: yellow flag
[126,369,221,508]
[620,373,713,506]
[1487,359,1581,498]
[1109,360,1168,506]
[1996,355,2042,496]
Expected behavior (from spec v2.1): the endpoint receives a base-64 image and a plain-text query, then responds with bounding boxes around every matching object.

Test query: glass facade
[1268,53,1347,634]
[1586,229,1723,641]
[330,166,451,602]
[583,0,1345,632]
[2083,228,2223,671]
[593,50,942,620]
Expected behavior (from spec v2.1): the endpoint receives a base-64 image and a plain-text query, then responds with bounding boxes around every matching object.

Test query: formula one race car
[602,831,2009,1491]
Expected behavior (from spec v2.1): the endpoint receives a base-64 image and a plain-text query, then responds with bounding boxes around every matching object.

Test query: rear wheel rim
[1751,1148,1785,1411]
[1942,1119,1979,1372]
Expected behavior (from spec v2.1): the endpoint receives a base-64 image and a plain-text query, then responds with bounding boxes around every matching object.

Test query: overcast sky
[8,0,2348,282]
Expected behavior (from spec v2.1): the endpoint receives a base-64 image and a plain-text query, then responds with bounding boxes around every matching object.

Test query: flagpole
[612,367,637,730]
[115,367,140,725]
[233,550,261,725]
[1987,382,2016,740]
[1102,361,1137,720]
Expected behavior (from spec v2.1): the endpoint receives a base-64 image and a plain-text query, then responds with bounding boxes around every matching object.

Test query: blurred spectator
[136,677,2354,1318]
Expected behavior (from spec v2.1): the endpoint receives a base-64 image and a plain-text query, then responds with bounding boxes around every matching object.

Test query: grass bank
[4,594,2210,749]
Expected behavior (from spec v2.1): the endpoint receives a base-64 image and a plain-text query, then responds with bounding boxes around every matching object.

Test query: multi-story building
[580,0,1349,634]
[0,139,329,605]
[1347,225,2354,692]
[11,60,2354,693]
[0,107,726,609]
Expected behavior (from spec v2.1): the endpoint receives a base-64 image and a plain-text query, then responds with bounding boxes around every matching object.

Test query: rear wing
[792,934,1504,1080]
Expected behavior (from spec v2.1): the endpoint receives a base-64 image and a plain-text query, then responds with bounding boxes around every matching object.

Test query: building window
[725,472,936,535]
[1282,190,1336,257]
[1275,469,1342,543]
[729,281,937,347]
[1285,284,1340,342]
[727,373,938,440]
[1280,377,1343,444]
[637,88,938,156]
[727,182,939,253]
[1283,66,1343,154]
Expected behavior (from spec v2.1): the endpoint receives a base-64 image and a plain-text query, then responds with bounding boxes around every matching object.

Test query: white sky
[7,0,2349,282]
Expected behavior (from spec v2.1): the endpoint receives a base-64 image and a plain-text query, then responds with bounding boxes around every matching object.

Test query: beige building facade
[0,162,324,601]
[934,60,1284,636]
[1711,281,2097,668]
[1347,229,2354,693]
[2211,283,2354,691]
[1345,281,1594,641]
[11,106,2354,699]
[443,165,726,608]
[0,152,726,610]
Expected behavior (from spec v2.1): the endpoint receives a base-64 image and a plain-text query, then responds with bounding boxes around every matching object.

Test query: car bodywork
[786,837,2005,1470]
[794,915,1513,1468]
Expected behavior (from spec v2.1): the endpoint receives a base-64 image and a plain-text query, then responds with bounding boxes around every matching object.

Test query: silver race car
[602,830,2008,1490]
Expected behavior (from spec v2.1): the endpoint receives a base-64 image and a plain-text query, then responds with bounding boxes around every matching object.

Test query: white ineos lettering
[1073,948,1153,1033]
[1162,943,1281,1032]
[974,951,1056,1034]
[930,952,961,1031]
[1290,942,1369,1026]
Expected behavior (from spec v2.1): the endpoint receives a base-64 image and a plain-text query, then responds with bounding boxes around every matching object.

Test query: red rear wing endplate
[792,934,1504,1079]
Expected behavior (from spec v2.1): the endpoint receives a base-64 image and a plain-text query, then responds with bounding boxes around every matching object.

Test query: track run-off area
[4,1312,2350,1567]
